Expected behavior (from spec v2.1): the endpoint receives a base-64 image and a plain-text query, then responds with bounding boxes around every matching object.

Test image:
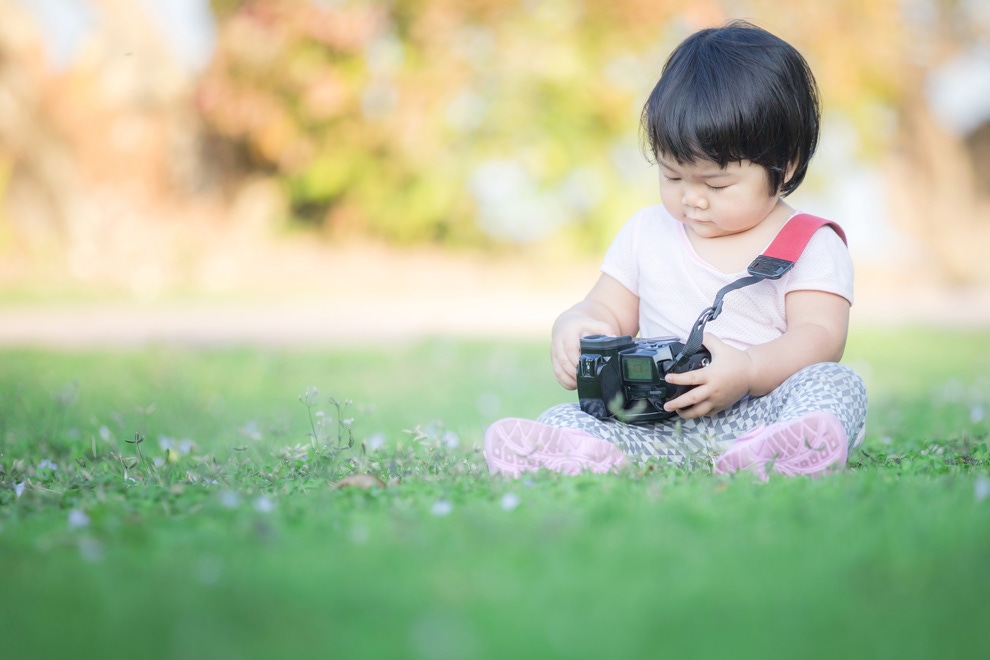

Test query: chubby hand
[662,334,754,419]
[551,315,615,390]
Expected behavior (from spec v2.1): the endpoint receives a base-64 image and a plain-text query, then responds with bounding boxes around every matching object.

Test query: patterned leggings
[537,362,868,466]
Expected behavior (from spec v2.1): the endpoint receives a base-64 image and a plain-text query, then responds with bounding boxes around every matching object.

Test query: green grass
[1,328,989,659]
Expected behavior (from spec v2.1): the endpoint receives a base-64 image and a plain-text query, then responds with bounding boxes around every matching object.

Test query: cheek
[658,179,687,202]
[658,191,682,218]
[717,194,775,227]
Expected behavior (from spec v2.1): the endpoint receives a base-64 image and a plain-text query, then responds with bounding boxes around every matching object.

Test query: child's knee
[795,362,866,396]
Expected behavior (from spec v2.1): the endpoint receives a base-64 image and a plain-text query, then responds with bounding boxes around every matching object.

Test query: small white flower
[99,425,111,441]
[161,436,194,455]
[500,493,520,511]
[239,421,263,441]
[299,387,319,405]
[430,499,453,516]
[976,477,990,503]
[366,433,386,452]
[253,495,275,513]
[14,482,25,498]
[442,431,460,449]
[68,509,90,529]
[971,405,986,424]
[36,459,58,472]
[219,490,242,509]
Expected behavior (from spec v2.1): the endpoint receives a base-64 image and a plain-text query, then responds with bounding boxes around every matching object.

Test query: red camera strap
[671,213,847,368]
[765,214,846,260]
[757,213,846,271]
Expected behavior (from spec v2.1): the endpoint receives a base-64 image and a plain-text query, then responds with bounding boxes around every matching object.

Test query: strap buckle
[747,256,795,280]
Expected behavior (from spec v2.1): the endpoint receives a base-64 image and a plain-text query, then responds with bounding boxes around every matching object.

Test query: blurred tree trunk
[883,1,990,284]
[0,1,82,253]
[887,71,990,284]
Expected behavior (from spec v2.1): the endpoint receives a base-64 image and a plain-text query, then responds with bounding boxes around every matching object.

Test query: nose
[682,185,708,210]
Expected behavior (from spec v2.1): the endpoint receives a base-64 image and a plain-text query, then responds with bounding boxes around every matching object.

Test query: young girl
[484,21,868,480]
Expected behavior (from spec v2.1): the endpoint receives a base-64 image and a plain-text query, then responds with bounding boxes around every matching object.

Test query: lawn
[1,328,989,659]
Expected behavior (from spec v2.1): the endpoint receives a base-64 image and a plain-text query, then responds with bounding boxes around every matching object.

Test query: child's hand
[551,314,615,390]
[548,273,640,391]
[662,334,754,419]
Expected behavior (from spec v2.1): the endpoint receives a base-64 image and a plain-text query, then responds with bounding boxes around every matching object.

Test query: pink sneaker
[484,418,627,478]
[715,411,848,480]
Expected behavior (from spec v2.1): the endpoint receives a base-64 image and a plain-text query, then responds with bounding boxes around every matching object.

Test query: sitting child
[484,21,868,480]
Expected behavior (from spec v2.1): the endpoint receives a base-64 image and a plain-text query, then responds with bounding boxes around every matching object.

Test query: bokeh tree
[198,0,691,251]
[3,0,988,285]
[199,0,963,261]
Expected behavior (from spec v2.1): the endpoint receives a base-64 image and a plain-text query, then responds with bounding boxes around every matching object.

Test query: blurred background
[1,0,989,344]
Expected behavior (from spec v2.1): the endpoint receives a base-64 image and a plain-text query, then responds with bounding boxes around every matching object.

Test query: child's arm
[662,289,850,418]
[551,274,639,390]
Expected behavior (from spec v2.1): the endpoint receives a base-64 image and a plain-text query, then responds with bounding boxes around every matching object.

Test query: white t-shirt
[600,205,854,350]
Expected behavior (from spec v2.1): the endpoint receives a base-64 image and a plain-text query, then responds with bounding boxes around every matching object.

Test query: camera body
[576,334,711,424]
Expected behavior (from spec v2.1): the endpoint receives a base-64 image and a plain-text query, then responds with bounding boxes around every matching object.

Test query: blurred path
[0,293,575,348]
[0,248,593,348]
[1,248,989,348]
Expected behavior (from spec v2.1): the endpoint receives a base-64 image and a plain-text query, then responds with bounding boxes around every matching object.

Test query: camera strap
[671,213,847,368]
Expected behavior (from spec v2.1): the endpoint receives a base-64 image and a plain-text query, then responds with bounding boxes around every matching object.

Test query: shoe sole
[715,411,848,480]
[484,418,627,478]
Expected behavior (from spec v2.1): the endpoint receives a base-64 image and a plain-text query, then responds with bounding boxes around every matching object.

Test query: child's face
[656,156,783,239]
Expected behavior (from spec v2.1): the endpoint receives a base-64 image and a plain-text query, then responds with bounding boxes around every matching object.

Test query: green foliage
[1,329,989,658]
[199,0,669,249]
[197,0,939,251]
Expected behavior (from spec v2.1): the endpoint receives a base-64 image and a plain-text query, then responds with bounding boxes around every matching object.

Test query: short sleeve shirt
[600,205,854,350]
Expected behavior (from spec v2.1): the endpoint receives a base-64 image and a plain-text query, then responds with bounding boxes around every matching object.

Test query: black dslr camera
[576,335,711,424]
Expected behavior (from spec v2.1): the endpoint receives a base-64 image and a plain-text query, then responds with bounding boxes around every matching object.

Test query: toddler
[485,20,868,480]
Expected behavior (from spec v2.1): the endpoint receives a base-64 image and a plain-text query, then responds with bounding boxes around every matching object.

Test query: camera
[576,334,711,424]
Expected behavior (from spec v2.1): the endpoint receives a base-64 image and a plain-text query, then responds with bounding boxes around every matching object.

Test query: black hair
[641,20,820,197]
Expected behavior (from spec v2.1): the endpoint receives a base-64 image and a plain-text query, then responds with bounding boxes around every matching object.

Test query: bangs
[643,74,754,168]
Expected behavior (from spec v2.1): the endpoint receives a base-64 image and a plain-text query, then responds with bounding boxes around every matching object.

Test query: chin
[688,223,722,237]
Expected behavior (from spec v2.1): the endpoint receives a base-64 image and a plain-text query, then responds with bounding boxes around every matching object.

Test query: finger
[665,369,704,386]
[663,392,692,413]
[668,394,715,420]
[556,348,579,379]
[552,353,578,390]
[664,383,710,412]
[556,368,577,390]
[560,336,583,365]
